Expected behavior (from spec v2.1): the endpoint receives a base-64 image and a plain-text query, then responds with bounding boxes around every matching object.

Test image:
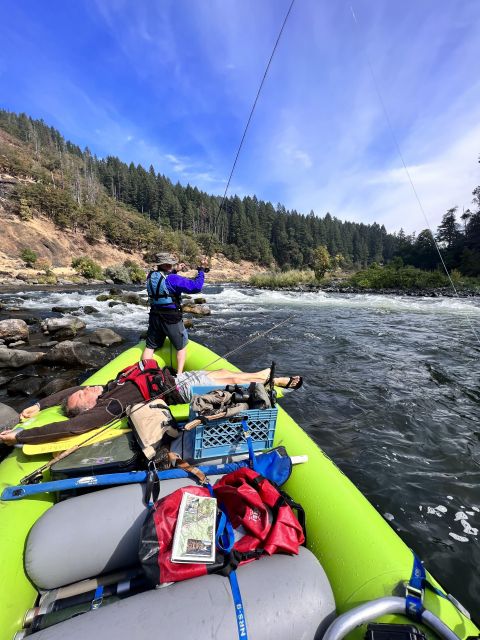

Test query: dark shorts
[145,313,188,351]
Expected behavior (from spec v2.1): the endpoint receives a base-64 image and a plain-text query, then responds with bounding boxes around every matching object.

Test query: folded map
[171,492,217,564]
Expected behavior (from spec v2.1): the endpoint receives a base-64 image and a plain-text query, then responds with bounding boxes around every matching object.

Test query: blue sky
[1,0,479,234]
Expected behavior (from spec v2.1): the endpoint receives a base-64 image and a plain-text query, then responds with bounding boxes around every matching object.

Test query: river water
[1,284,479,616]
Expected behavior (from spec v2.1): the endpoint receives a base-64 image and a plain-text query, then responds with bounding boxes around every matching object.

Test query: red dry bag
[139,467,305,586]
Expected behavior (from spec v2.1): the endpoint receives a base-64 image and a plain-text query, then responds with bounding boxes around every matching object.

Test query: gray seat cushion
[28,547,336,640]
[25,477,221,590]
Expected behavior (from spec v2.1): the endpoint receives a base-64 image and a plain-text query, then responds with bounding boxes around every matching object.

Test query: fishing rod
[213,0,296,231]
[350,5,480,347]
[19,314,295,484]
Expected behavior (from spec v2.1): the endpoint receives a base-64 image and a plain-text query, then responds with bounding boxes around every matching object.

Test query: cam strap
[405,553,425,621]
[169,452,207,485]
[145,460,160,508]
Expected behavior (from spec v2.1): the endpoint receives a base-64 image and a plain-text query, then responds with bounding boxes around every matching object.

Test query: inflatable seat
[28,547,335,640]
[25,478,222,590]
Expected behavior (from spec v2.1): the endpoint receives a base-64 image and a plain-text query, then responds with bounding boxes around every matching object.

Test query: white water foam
[205,287,480,317]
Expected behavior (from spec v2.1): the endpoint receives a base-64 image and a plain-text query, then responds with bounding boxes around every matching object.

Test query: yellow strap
[22,428,131,455]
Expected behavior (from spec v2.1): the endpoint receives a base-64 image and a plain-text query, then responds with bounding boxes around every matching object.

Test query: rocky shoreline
[0,287,211,427]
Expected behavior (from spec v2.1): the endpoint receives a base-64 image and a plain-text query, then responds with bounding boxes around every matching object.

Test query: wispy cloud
[1,0,479,233]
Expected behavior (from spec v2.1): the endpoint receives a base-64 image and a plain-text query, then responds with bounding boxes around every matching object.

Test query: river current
[1,284,479,616]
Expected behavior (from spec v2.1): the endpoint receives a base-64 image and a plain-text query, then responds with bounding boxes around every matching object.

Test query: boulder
[184,318,194,329]
[8,340,27,348]
[44,340,108,369]
[41,377,77,397]
[36,341,59,348]
[108,301,123,308]
[96,295,109,302]
[0,402,20,430]
[0,376,10,387]
[52,306,80,314]
[181,303,211,316]
[41,317,86,339]
[0,319,29,343]
[119,292,140,304]
[193,297,206,304]
[83,306,99,314]
[7,376,43,397]
[89,329,124,347]
[0,348,45,369]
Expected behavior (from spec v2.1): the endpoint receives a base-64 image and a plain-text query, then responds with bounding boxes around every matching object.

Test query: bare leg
[207,368,301,388]
[176,347,187,375]
[142,347,154,361]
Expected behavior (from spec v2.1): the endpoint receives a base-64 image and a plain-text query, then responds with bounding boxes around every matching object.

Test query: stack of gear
[171,383,277,462]
[21,449,335,640]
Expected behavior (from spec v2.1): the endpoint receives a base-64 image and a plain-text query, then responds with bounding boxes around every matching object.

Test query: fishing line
[350,5,480,347]
[213,0,296,230]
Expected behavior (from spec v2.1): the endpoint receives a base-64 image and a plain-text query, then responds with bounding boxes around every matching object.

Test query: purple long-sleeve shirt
[152,269,205,308]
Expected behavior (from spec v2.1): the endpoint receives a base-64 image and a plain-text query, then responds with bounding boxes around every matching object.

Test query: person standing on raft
[142,253,209,373]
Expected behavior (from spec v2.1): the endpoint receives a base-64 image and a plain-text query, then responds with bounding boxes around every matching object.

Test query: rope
[350,5,480,347]
[213,0,296,229]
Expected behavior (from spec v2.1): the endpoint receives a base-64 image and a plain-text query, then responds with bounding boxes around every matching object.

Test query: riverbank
[253,282,480,297]
[249,266,480,297]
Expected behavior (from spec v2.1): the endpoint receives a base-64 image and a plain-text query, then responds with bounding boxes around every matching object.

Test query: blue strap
[406,553,425,621]
[241,418,258,471]
[229,570,248,639]
[216,509,235,553]
[91,585,104,610]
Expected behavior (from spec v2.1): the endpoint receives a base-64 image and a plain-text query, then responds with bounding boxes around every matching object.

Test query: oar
[2,451,307,501]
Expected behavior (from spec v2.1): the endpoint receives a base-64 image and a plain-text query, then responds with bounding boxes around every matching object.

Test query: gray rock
[0,319,29,343]
[0,339,5,345]
[41,377,77,397]
[83,306,99,314]
[41,317,86,338]
[117,293,147,306]
[104,279,114,285]
[108,301,123,308]
[0,376,9,387]
[193,297,206,304]
[181,303,211,316]
[0,348,45,369]
[36,341,59,348]
[52,306,80,314]
[9,340,27,348]
[44,340,108,368]
[7,376,42,397]
[89,328,124,347]
[0,402,20,430]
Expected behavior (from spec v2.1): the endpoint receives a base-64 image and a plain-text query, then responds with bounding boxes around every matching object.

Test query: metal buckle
[406,584,423,600]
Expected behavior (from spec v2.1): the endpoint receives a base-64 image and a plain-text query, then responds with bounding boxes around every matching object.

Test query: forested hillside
[0,109,479,274]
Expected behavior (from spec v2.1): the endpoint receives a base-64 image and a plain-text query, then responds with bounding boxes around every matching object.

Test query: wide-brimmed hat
[155,252,178,266]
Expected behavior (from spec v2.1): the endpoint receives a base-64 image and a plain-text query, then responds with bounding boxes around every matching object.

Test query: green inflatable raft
[0,340,477,639]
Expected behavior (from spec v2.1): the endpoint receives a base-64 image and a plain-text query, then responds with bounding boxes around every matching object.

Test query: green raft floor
[0,340,477,640]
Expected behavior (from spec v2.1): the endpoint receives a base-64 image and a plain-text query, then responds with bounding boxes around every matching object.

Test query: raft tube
[0,340,477,640]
